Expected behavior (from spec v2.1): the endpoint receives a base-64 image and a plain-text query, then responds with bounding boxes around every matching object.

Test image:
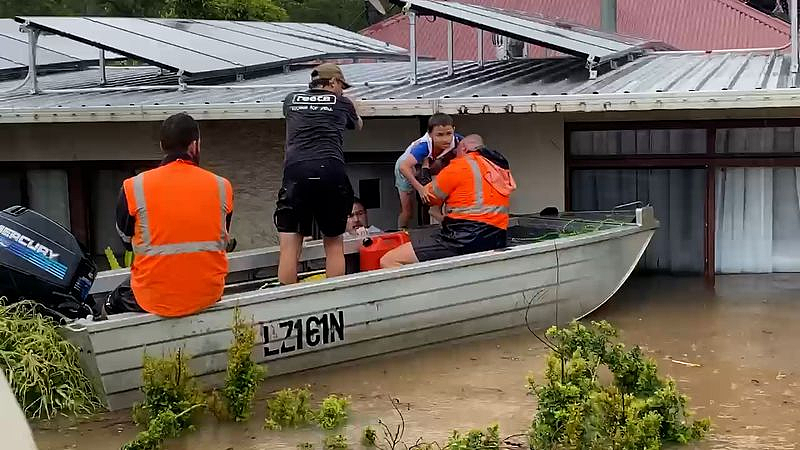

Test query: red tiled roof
[362,0,791,60]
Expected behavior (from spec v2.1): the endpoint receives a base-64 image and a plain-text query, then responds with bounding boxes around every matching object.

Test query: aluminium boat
[62,204,658,411]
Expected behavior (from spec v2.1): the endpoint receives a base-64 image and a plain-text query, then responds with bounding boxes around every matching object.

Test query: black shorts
[274,159,354,238]
[409,226,460,262]
[104,276,146,315]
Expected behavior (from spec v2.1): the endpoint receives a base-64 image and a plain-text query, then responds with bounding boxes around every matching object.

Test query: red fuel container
[359,231,410,272]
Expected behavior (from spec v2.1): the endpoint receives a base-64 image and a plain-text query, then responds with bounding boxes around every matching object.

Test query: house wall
[1,122,161,161]
[0,114,568,253]
[455,114,566,213]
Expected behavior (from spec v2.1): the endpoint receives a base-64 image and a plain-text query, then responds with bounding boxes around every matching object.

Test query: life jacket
[429,150,515,230]
[122,160,233,317]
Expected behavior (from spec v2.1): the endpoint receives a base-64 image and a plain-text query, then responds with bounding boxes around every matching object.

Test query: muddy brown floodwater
[34,275,800,450]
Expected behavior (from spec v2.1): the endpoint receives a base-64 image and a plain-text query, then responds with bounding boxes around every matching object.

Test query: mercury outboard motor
[0,206,97,323]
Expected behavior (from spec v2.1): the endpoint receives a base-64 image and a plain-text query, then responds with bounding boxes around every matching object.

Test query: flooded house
[2,0,800,284]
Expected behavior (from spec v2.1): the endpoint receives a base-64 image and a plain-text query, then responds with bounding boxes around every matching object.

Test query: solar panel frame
[392,0,669,63]
[0,18,125,75]
[13,16,410,80]
[261,22,407,54]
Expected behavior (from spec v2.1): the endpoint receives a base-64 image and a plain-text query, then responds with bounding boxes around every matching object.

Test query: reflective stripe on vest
[430,181,447,200]
[444,157,510,216]
[131,173,228,256]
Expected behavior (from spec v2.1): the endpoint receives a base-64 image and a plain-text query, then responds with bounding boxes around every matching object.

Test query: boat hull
[63,209,656,411]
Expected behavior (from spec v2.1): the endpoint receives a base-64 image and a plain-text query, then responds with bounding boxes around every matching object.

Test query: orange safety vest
[123,160,233,317]
[426,151,514,229]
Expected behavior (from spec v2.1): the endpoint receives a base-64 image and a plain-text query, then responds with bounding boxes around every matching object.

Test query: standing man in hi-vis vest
[105,113,235,318]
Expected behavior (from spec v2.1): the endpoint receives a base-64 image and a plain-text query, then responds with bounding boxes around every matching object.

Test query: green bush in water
[124,349,206,450]
[445,423,501,450]
[322,433,348,449]
[316,394,350,430]
[527,320,711,450]
[212,306,266,422]
[264,386,315,430]
[361,425,377,447]
[0,300,103,419]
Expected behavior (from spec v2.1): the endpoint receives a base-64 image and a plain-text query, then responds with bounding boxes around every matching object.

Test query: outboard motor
[0,206,97,323]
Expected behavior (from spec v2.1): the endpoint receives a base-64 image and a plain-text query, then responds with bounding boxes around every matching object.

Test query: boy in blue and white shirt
[394,113,462,229]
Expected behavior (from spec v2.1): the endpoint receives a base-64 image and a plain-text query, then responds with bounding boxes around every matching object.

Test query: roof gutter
[4,87,800,123]
[31,77,411,94]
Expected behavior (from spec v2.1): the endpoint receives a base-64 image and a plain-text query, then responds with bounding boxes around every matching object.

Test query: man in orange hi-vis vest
[380,134,516,268]
[105,113,235,317]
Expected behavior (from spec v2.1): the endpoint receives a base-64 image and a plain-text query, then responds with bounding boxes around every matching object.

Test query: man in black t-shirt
[274,63,363,284]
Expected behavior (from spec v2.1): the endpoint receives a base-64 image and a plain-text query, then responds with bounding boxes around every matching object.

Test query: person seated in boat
[380,134,516,268]
[104,113,235,318]
[394,113,462,229]
[346,197,382,238]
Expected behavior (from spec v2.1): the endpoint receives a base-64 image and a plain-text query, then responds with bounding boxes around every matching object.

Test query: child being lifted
[393,113,462,229]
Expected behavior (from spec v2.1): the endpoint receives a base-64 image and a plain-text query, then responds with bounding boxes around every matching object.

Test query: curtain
[26,169,71,230]
[571,168,706,273]
[716,167,800,273]
[716,127,800,154]
[570,129,706,156]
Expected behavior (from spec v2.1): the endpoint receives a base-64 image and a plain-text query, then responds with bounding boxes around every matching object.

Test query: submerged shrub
[124,349,206,450]
[316,394,350,430]
[0,300,103,419]
[323,433,348,449]
[361,425,377,447]
[214,307,266,422]
[527,320,711,450]
[264,386,315,430]
[445,423,500,450]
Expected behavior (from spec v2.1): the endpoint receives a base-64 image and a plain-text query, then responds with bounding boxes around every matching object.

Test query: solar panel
[391,0,670,63]
[0,19,124,75]
[13,17,409,80]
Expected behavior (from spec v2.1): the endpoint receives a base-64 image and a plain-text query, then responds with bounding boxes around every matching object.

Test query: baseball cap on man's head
[311,63,351,89]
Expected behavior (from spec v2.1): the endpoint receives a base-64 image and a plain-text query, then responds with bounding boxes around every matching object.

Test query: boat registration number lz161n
[263,311,345,357]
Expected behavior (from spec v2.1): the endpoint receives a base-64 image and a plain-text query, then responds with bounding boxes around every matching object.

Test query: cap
[311,63,351,89]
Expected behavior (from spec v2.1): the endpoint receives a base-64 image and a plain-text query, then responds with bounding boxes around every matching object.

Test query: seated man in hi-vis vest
[105,113,235,318]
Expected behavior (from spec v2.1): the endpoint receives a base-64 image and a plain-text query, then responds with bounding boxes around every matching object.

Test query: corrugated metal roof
[573,52,799,93]
[2,51,800,122]
[0,58,593,109]
[363,0,790,60]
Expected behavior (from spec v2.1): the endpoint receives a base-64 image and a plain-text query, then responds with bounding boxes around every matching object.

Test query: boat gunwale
[88,209,651,294]
[74,220,654,333]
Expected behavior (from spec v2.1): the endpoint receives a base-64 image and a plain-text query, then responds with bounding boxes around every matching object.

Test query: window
[358,178,381,209]
[571,168,706,273]
[25,169,71,230]
[91,169,136,257]
[0,172,24,210]
[716,166,800,273]
[570,129,706,155]
[716,127,800,153]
